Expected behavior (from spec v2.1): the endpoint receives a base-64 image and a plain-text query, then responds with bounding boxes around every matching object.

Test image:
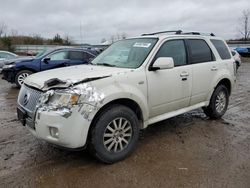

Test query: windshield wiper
[96,63,116,67]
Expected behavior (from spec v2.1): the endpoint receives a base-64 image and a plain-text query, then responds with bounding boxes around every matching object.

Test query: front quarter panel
[92,69,149,127]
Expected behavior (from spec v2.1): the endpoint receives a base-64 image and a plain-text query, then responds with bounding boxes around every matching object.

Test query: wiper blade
[96,63,116,67]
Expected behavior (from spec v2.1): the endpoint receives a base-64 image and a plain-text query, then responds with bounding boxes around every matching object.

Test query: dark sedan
[2,47,97,87]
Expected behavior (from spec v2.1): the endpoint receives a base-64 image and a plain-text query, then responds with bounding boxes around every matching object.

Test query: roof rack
[141,30,182,36]
[180,32,215,36]
[141,30,215,37]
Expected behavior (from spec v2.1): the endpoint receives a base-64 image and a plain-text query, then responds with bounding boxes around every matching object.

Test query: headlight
[49,92,80,106]
[3,64,15,69]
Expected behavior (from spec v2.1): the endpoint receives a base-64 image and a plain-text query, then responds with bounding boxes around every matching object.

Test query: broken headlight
[49,91,80,106]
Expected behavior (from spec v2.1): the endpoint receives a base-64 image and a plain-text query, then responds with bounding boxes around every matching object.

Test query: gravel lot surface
[0,59,250,188]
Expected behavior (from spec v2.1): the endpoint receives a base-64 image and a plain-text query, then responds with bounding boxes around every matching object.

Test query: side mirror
[43,57,51,64]
[149,57,174,71]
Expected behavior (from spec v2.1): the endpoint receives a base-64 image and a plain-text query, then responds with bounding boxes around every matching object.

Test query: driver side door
[41,50,70,71]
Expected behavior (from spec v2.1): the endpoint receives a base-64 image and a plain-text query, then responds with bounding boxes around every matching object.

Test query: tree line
[0,22,73,52]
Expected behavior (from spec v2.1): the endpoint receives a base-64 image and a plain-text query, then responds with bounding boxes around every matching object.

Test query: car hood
[5,57,34,65]
[24,65,132,91]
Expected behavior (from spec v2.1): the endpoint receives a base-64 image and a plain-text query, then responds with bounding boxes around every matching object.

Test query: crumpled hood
[24,65,131,91]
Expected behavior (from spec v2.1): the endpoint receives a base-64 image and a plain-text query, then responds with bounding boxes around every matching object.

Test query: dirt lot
[0,60,250,188]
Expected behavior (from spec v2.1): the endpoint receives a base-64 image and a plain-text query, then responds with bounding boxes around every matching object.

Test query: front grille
[18,84,43,113]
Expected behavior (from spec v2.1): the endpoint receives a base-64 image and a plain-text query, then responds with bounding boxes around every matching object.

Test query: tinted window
[154,40,187,66]
[188,39,214,64]
[211,39,231,60]
[69,51,84,61]
[231,51,236,56]
[49,51,68,61]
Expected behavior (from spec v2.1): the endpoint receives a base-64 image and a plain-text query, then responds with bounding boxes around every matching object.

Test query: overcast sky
[1,0,249,44]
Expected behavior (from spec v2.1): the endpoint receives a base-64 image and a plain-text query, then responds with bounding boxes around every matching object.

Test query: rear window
[187,39,214,64]
[211,39,231,60]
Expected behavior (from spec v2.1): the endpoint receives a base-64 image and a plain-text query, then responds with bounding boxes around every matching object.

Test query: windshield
[35,49,52,59]
[92,38,158,68]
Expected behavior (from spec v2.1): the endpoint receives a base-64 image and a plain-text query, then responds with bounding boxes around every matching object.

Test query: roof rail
[141,30,215,37]
[141,30,182,36]
[180,32,216,36]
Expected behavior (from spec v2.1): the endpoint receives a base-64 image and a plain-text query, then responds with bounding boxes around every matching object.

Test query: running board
[148,102,208,125]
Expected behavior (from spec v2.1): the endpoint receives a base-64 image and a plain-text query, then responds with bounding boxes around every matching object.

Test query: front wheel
[203,85,229,119]
[89,105,140,163]
[15,70,33,88]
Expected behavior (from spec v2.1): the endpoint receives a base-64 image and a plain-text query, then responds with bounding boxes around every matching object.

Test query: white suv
[17,31,236,163]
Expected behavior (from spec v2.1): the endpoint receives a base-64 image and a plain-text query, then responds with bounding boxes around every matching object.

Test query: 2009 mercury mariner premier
[17,30,236,163]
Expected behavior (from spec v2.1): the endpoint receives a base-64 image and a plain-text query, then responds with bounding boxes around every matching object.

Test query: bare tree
[0,22,7,37]
[239,9,250,41]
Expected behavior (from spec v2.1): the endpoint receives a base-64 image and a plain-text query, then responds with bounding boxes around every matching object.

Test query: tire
[203,85,229,119]
[89,105,140,164]
[15,70,33,88]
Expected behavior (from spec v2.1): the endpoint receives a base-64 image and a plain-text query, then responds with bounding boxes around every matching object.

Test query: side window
[69,51,84,61]
[49,51,68,61]
[154,40,187,66]
[211,39,231,60]
[188,39,214,64]
[0,53,8,58]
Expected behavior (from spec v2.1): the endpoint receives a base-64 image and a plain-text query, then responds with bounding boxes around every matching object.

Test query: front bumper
[2,68,15,83]
[18,105,92,149]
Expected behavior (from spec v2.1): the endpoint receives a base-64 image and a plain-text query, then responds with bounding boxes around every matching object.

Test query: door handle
[211,66,218,71]
[180,72,189,77]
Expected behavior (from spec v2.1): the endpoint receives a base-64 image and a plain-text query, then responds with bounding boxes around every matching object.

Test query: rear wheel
[203,85,229,119]
[89,105,139,163]
[15,70,33,88]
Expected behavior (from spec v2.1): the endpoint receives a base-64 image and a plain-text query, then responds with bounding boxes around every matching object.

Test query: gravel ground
[0,59,250,188]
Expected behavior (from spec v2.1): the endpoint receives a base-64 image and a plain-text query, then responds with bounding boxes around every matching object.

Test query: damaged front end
[36,82,105,121]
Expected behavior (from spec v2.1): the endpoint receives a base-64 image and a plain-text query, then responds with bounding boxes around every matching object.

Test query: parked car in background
[234,47,250,57]
[2,47,97,87]
[231,50,241,70]
[0,51,18,73]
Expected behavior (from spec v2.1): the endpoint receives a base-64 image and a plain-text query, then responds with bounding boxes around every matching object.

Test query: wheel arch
[215,78,232,95]
[86,98,144,147]
[91,98,144,129]
[16,68,37,74]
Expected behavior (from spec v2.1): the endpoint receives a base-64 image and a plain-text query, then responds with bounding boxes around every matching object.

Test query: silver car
[0,51,18,73]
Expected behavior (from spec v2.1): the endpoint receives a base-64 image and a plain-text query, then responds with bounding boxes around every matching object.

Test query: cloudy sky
[1,0,249,44]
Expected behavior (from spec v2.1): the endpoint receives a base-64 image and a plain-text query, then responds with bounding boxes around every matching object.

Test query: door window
[187,39,214,64]
[49,51,68,61]
[154,40,187,66]
[69,51,84,61]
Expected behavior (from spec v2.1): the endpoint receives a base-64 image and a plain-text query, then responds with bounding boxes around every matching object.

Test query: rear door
[186,39,217,105]
[68,51,88,65]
